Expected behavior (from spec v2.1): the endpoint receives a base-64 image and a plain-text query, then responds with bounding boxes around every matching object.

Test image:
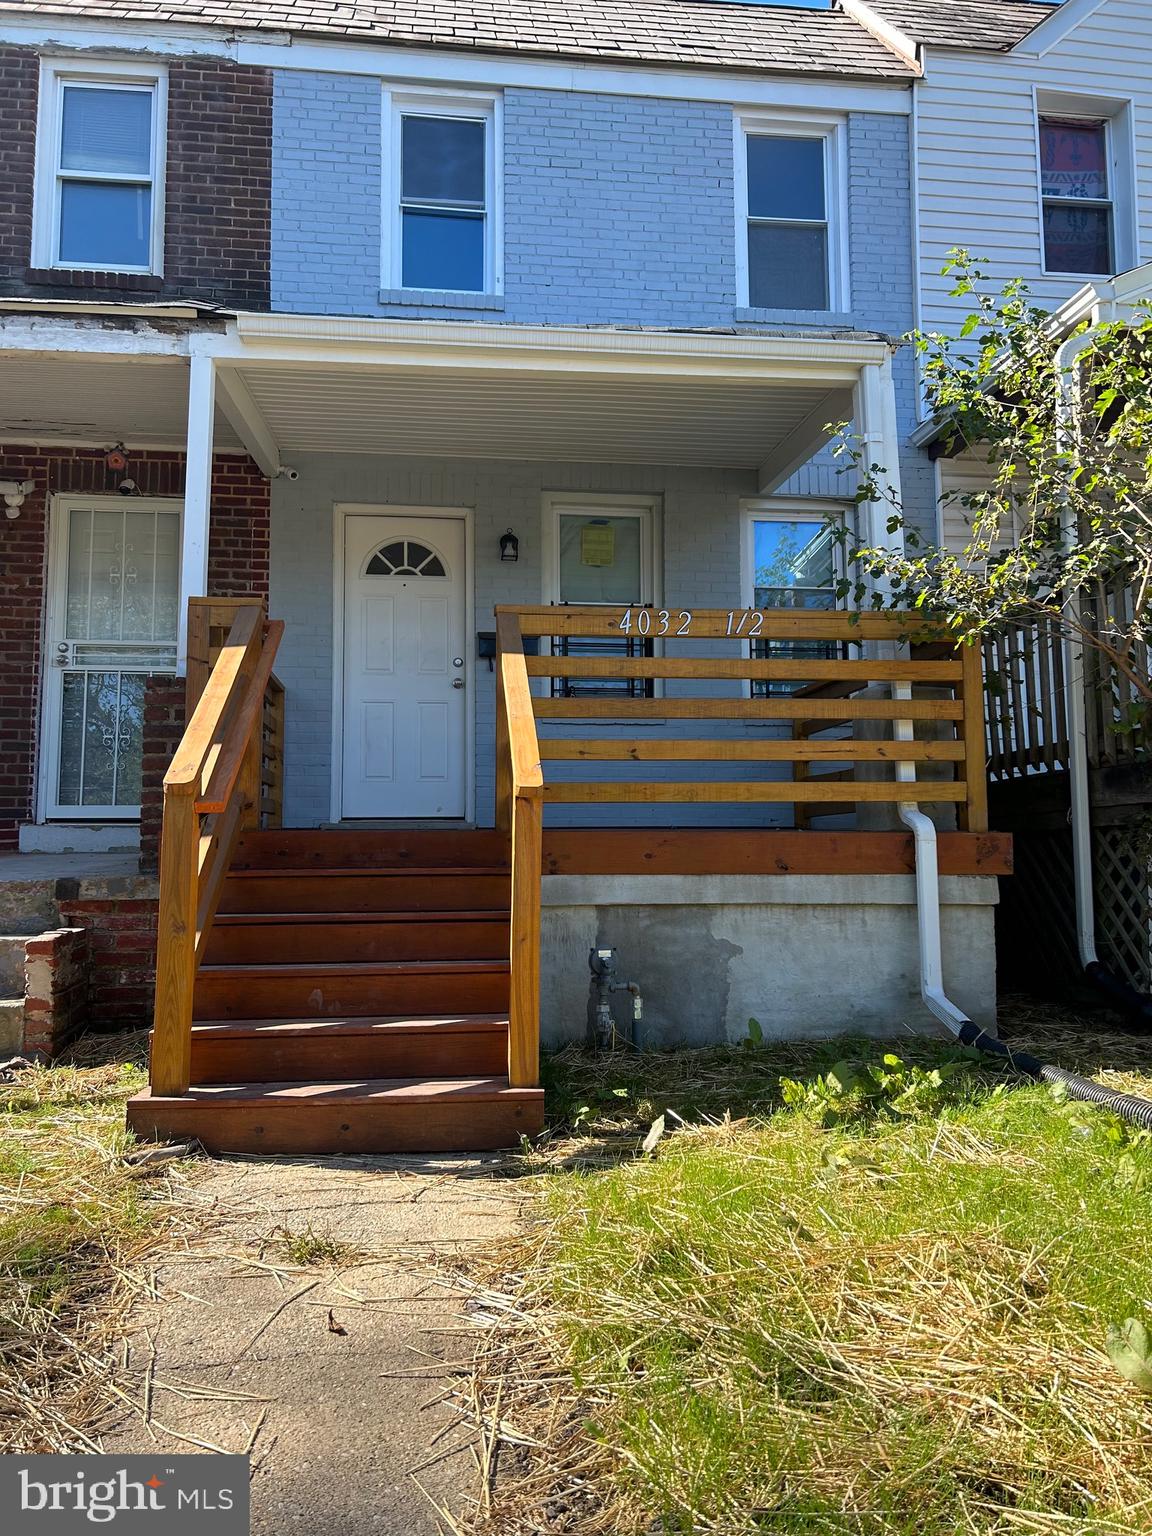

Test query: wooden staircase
[127,830,545,1154]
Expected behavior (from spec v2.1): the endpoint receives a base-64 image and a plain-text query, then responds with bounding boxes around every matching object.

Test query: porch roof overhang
[0,311,893,495]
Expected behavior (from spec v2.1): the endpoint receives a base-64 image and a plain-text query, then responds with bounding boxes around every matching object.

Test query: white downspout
[897,326,1104,1033]
[1055,329,1102,970]
[893,682,971,1035]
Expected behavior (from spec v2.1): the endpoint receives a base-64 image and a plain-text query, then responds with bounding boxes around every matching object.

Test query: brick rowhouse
[0,46,272,307]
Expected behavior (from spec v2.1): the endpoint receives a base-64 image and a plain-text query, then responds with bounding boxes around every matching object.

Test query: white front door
[341,515,468,819]
[43,497,181,819]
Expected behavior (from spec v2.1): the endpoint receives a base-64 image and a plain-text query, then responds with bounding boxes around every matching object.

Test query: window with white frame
[544,497,659,698]
[1039,115,1115,276]
[34,61,166,274]
[746,506,844,696]
[738,120,842,312]
[388,94,499,294]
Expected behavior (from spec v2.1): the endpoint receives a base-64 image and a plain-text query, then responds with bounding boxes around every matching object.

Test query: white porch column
[178,352,216,669]
[853,353,905,565]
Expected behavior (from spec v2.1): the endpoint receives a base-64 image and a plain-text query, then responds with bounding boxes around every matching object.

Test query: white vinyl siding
[915,0,1152,343]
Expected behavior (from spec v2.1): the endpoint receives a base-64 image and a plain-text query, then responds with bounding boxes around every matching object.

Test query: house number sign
[616,608,771,637]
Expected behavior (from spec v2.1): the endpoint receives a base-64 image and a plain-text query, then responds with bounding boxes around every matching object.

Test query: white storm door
[43,498,181,819]
[341,516,468,819]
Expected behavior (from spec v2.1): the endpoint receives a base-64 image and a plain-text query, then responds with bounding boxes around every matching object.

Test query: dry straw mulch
[0,1029,194,1453]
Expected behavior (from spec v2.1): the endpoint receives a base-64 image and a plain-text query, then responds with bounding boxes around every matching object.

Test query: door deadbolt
[452,657,464,667]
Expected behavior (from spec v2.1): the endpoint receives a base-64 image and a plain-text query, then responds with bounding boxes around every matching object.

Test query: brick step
[192,958,510,1020]
[230,829,510,872]
[204,911,510,965]
[217,868,510,915]
[187,1014,509,1084]
[126,1076,544,1154]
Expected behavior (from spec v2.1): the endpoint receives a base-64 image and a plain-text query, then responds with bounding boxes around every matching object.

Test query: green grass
[474,1017,1152,1535]
[0,1034,170,1452]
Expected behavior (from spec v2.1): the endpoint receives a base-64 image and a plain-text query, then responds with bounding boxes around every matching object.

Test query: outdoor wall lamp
[0,480,35,519]
[499,528,520,562]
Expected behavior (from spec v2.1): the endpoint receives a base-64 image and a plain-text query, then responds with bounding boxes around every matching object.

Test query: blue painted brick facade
[271,75,915,338]
[270,75,933,534]
[501,90,736,327]
[272,70,382,315]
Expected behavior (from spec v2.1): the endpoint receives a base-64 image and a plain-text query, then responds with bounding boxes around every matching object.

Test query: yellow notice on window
[580,521,615,567]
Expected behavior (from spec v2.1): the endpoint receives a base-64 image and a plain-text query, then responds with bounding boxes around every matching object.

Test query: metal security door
[43,498,180,818]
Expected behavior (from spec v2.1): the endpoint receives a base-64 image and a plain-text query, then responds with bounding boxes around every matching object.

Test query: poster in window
[580,521,615,567]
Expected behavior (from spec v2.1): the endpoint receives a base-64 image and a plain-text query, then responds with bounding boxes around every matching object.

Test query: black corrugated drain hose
[956,1020,1152,1132]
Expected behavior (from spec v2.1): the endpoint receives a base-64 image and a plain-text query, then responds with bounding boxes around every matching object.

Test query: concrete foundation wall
[539,874,998,1046]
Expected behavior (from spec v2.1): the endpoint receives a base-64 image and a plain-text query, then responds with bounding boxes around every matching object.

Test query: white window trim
[540,492,663,705]
[1033,88,1137,279]
[740,497,848,700]
[740,498,848,609]
[382,85,503,297]
[39,494,182,822]
[541,492,662,609]
[32,56,167,276]
[734,110,849,313]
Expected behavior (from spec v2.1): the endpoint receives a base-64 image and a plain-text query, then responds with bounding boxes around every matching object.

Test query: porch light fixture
[499,528,519,562]
[0,480,34,519]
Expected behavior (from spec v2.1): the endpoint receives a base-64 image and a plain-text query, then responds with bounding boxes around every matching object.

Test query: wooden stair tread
[210,909,510,925]
[197,958,509,978]
[133,1075,539,1106]
[189,1014,509,1036]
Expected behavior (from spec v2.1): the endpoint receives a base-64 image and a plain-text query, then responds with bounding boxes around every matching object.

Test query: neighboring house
[841,0,1152,999]
[0,0,1008,1152]
[847,0,1152,543]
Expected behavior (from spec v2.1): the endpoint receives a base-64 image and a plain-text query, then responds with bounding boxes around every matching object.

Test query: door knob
[452,678,465,689]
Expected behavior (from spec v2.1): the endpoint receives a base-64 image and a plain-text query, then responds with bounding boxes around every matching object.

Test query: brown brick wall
[0,445,269,849]
[23,926,91,1056]
[56,896,159,1028]
[0,46,37,279]
[140,676,186,874]
[166,62,272,308]
[0,47,272,308]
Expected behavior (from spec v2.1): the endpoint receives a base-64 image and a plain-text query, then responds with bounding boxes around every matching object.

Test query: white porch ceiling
[0,331,864,483]
[0,354,244,451]
[233,364,852,470]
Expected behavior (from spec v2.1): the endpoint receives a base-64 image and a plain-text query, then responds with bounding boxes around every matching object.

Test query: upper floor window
[1039,116,1114,276]
[386,92,500,295]
[737,118,845,313]
[34,61,166,274]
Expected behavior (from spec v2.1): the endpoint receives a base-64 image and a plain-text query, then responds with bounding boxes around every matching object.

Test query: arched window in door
[364,539,446,577]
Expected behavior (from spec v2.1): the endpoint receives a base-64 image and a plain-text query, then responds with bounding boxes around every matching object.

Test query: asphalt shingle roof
[858,0,1059,52]
[0,0,918,78]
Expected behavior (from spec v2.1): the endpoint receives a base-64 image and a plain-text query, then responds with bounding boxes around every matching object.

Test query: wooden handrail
[495,611,544,1090]
[151,600,284,1097]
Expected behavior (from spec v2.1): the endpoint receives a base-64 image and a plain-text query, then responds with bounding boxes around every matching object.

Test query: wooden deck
[128,603,998,1156]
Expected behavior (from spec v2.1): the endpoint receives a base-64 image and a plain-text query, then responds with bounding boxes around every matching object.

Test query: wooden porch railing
[150,599,284,1096]
[494,605,989,1089]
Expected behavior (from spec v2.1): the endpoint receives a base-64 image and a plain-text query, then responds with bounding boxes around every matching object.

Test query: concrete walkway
[106,1153,523,1535]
